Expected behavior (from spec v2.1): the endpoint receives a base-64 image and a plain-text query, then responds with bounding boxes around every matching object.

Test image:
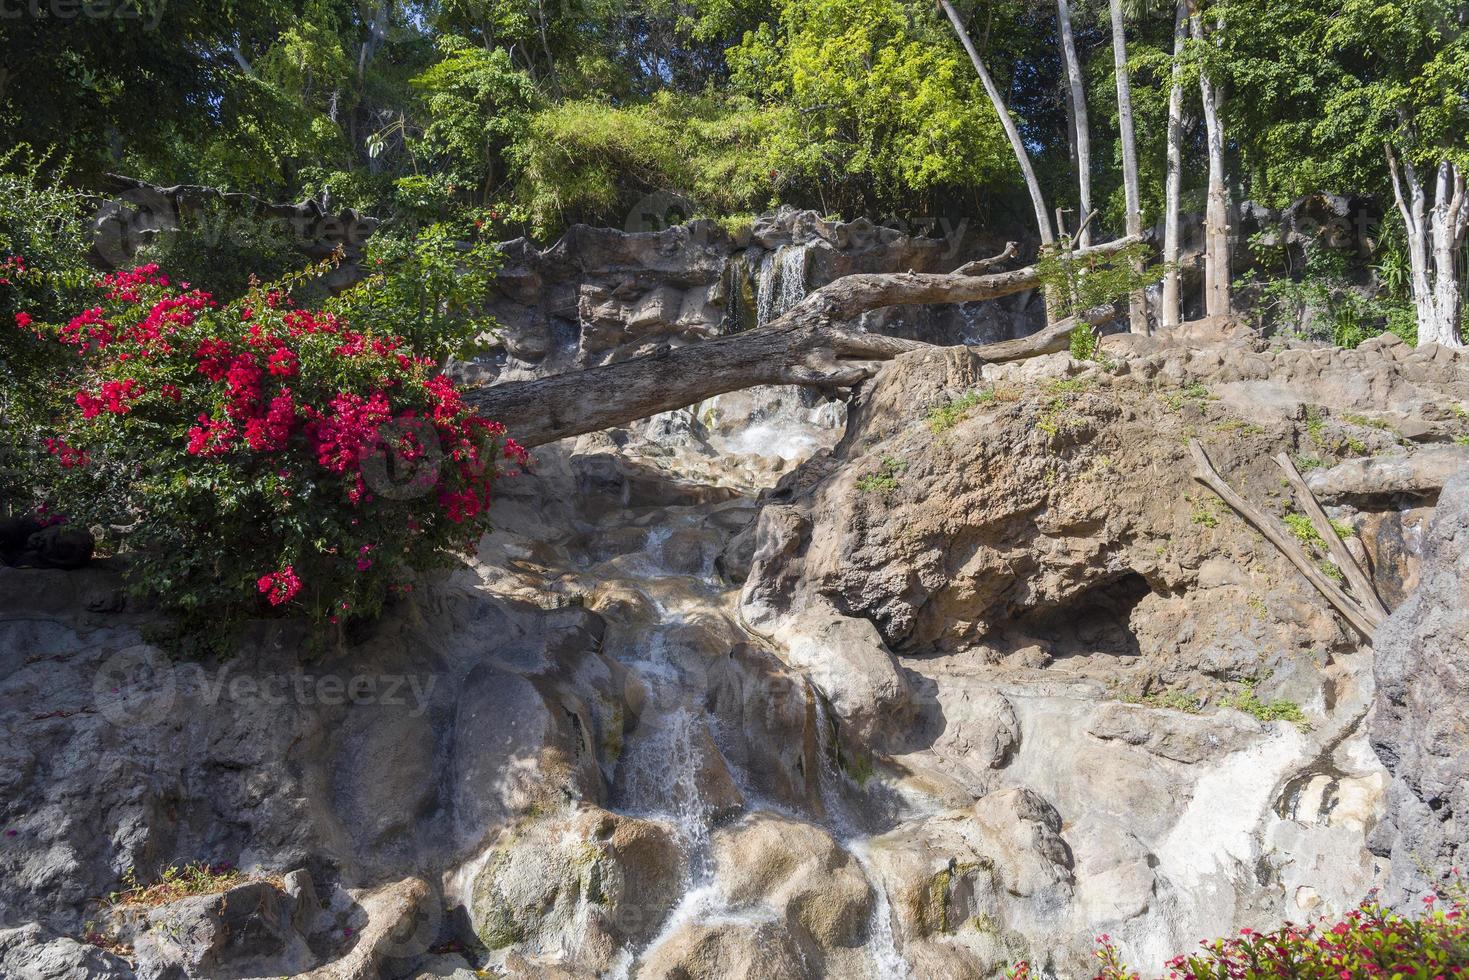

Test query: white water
[811,695,911,979]
[756,244,811,326]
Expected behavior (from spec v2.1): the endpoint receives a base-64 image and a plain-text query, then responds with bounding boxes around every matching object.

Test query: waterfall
[756,244,810,326]
[811,692,911,979]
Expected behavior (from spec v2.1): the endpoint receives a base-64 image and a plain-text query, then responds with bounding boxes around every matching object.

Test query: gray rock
[1369,463,1469,904]
[0,924,134,980]
[129,880,315,980]
[1306,446,1469,503]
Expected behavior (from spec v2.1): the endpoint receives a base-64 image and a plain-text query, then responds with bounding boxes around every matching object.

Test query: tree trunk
[939,0,1055,249]
[1109,0,1148,334]
[1161,0,1190,331]
[1193,10,1231,317]
[471,237,1142,447]
[1057,0,1094,248]
[1387,147,1467,347]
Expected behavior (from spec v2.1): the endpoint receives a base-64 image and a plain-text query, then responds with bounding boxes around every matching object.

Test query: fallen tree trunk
[472,236,1140,447]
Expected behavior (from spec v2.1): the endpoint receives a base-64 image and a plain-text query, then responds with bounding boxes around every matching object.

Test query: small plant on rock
[926,389,986,434]
[1221,682,1310,730]
[857,455,908,495]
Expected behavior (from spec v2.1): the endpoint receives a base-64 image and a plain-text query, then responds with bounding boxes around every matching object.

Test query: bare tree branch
[1189,439,1382,641]
[471,238,1141,447]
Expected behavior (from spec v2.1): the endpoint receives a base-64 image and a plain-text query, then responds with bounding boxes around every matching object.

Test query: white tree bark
[1193,10,1231,317]
[1161,0,1190,330]
[1057,0,1094,248]
[1109,0,1148,333]
[1386,146,1467,348]
[939,0,1055,248]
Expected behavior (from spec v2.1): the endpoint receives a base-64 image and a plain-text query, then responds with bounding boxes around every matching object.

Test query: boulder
[129,880,315,980]
[0,923,135,980]
[1369,463,1469,903]
[711,814,874,952]
[468,806,686,971]
[637,920,810,980]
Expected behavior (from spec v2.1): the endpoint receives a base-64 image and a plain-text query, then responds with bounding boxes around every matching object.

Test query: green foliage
[135,200,305,303]
[108,861,252,909]
[1035,240,1157,321]
[1164,381,1213,412]
[512,93,776,237]
[926,389,988,433]
[409,37,537,207]
[1244,233,1418,348]
[0,152,96,510]
[728,0,1011,215]
[1135,688,1202,713]
[1069,324,1100,361]
[1283,512,1325,549]
[856,455,908,494]
[329,219,503,362]
[0,148,96,322]
[1221,683,1310,729]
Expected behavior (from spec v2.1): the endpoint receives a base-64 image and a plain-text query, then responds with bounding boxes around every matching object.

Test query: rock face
[464,207,1039,386]
[1369,462,1469,904]
[2,317,1467,977]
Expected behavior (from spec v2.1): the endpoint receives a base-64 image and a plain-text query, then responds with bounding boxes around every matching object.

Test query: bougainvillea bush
[1007,885,1469,980]
[13,259,526,644]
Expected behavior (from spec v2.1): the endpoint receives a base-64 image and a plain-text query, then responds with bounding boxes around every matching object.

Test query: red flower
[186,414,237,456]
[14,312,31,329]
[266,346,298,377]
[44,437,88,468]
[256,566,302,606]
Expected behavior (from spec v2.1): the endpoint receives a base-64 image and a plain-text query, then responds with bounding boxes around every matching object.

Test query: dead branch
[1274,452,1389,621]
[1188,439,1382,641]
[472,237,1142,447]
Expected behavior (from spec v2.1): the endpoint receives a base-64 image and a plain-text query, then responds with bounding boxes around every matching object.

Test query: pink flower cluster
[257,566,302,606]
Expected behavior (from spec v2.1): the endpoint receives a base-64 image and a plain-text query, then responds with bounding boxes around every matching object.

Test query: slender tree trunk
[939,0,1055,248]
[1057,0,1094,248]
[1161,0,1190,330]
[1388,147,1467,347]
[940,0,1061,323]
[1193,10,1231,317]
[1109,0,1147,333]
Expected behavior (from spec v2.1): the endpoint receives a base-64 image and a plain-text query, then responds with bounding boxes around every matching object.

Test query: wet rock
[300,876,433,980]
[775,603,913,750]
[970,788,1074,898]
[468,806,685,971]
[712,814,875,953]
[128,880,315,980]
[637,920,810,980]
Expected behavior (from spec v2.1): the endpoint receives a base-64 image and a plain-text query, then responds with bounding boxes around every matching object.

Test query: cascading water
[811,694,911,979]
[756,243,811,326]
